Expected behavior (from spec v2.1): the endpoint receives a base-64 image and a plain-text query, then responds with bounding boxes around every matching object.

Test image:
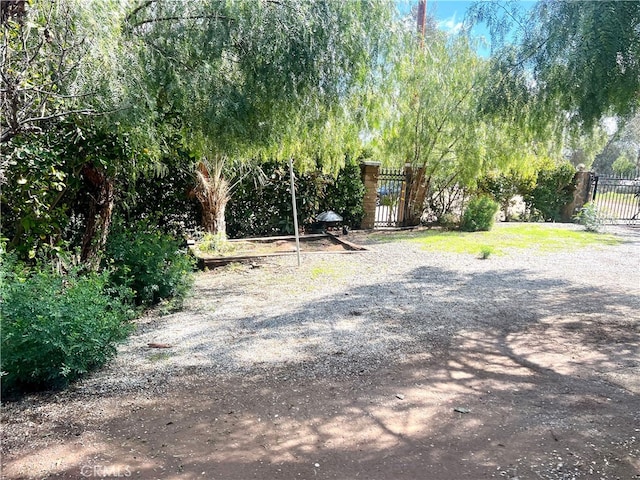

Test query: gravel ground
[77,223,640,393]
[2,223,640,480]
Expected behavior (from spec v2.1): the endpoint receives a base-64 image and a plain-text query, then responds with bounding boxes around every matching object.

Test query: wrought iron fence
[592,172,640,224]
[375,168,408,227]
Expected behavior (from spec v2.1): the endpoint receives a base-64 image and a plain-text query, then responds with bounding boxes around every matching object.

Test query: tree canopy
[128,0,392,165]
[469,0,640,130]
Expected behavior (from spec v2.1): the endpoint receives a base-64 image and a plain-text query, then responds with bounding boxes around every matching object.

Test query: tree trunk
[200,198,227,235]
[192,161,230,236]
[405,167,427,226]
[80,163,115,269]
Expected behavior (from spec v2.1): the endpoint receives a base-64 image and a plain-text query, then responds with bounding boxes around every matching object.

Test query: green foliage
[380,33,490,182]
[438,212,460,230]
[525,162,576,221]
[227,160,363,238]
[227,162,326,237]
[470,1,640,130]
[477,170,536,221]
[198,233,235,255]
[0,257,135,393]
[131,0,393,165]
[460,197,500,232]
[1,122,156,265]
[0,130,73,260]
[104,222,194,308]
[479,246,494,259]
[611,154,637,177]
[116,149,202,238]
[320,159,366,228]
[1,0,144,143]
[573,202,606,232]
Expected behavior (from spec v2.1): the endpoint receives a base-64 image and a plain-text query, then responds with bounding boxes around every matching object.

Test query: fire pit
[311,210,343,233]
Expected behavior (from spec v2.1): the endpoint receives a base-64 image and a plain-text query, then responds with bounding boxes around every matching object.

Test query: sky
[397,0,536,57]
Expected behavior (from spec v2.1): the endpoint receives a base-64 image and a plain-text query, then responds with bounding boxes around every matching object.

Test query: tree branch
[129,14,234,30]
[125,0,157,24]
[1,107,122,143]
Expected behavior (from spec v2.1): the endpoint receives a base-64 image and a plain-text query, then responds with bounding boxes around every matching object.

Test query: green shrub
[321,159,366,228]
[573,202,606,232]
[227,161,326,238]
[477,170,536,221]
[198,232,236,255]
[460,196,500,232]
[525,162,576,221]
[105,221,194,308]
[438,212,459,230]
[227,159,365,238]
[1,258,135,393]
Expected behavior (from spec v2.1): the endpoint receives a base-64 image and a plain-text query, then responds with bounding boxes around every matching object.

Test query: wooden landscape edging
[192,233,368,269]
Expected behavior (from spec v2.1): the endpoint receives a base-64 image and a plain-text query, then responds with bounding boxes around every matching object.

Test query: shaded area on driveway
[2,232,640,480]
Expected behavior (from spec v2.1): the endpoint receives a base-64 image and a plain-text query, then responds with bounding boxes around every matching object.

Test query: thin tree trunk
[80,163,114,269]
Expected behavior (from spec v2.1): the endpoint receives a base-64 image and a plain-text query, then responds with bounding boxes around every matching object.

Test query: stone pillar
[360,161,380,230]
[562,170,594,222]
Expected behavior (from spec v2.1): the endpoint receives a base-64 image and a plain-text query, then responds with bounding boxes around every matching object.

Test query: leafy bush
[525,162,576,221]
[1,258,135,393]
[227,160,364,238]
[460,196,500,232]
[116,150,202,238]
[477,170,536,221]
[573,202,606,232]
[198,232,236,255]
[105,221,194,308]
[320,159,366,228]
[437,212,459,230]
[227,162,324,238]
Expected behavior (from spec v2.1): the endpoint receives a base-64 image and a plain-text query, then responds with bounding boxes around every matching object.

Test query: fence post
[562,170,593,222]
[360,161,380,229]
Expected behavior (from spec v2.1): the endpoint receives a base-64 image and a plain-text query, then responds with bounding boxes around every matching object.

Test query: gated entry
[375,168,408,227]
[591,172,640,224]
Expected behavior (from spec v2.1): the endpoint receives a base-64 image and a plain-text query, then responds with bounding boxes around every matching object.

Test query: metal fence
[592,172,640,224]
[375,168,408,227]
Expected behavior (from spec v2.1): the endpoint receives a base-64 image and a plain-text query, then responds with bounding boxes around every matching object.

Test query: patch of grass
[369,224,621,255]
[478,246,494,259]
[198,233,237,255]
[148,351,172,362]
[309,261,342,280]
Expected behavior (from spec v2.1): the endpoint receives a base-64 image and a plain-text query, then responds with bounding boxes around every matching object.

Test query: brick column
[360,161,380,230]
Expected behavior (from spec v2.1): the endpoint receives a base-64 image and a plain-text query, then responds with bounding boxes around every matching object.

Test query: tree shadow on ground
[3,262,639,479]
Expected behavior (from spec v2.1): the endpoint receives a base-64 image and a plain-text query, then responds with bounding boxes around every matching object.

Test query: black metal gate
[591,172,640,224]
[375,168,408,227]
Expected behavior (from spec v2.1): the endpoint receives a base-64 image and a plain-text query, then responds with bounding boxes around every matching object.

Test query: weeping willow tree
[374,14,574,224]
[468,0,640,131]
[376,29,497,223]
[129,0,394,237]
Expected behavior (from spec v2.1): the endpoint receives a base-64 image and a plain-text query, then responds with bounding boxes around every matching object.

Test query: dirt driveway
[2,224,640,479]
